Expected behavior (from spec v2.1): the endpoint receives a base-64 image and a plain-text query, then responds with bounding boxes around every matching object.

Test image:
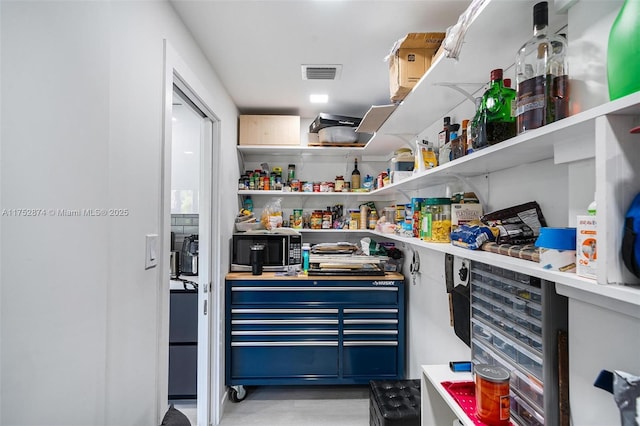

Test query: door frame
[160,40,222,425]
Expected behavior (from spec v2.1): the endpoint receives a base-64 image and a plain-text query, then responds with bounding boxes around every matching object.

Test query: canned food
[302,182,313,192]
[290,179,301,192]
[313,182,321,192]
[475,364,510,426]
[292,209,303,229]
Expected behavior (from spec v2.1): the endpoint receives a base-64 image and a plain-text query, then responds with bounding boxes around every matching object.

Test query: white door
[197,116,214,425]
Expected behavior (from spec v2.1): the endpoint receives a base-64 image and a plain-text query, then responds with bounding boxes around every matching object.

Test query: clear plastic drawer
[512,368,544,412]
[471,318,493,345]
[511,392,545,425]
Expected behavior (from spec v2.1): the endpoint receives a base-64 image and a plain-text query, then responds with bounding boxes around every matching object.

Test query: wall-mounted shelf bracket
[433,83,486,104]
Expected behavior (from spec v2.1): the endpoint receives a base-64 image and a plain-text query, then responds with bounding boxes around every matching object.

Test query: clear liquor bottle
[515,1,568,134]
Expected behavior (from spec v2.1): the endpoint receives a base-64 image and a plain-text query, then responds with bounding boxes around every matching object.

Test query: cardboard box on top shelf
[388,32,446,102]
[238,115,300,146]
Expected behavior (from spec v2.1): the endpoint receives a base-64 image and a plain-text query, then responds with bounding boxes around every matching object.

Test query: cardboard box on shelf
[576,215,597,279]
[452,203,483,227]
[388,32,446,102]
[238,115,300,146]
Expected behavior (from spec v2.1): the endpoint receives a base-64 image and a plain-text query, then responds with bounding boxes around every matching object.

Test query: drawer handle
[232,319,339,325]
[232,286,398,292]
[231,341,338,347]
[343,319,398,324]
[232,330,338,336]
[232,308,339,314]
[343,341,398,346]
[343,330,398,335]
[343,308,398,313]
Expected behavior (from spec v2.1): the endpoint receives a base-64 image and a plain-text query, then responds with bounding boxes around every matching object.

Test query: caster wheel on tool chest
[229,385,247,402]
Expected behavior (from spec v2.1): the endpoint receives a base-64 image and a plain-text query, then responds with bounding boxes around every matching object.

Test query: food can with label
[293,209,303,229]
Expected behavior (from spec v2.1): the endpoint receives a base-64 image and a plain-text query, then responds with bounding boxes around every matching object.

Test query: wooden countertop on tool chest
[225,272,404,281]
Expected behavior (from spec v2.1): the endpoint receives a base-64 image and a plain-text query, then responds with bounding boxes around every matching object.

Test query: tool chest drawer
[225,275,405,387]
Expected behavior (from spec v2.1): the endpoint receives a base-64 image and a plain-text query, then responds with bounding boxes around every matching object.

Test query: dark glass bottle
[516,1,569,133]
[438,117,451,157]
[484,68,517,145]
[470,97,487,151]
[351,158,361,189]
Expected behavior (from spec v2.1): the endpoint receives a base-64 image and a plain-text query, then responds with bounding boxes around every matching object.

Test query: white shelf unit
[236,89,640,319]
[359,91,640,321]
[360,0,640,324]
[236,0,640,325]
[421,364,475,426]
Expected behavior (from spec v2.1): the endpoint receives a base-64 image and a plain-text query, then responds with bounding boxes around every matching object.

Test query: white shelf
[421,364,474,426]
[238,190,366,197]
[379,0,568,137]
[369,230,640,320]
[237,145,366,157]
[298,229,371,233]
[369,91,640,197]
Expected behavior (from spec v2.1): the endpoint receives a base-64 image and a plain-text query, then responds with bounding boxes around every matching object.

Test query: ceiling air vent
[301,64,342,80]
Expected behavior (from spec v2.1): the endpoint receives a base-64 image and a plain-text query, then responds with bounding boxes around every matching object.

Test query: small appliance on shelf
[180,234,199,276]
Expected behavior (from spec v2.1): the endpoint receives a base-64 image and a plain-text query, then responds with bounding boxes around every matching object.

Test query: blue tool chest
[225,273,406,387]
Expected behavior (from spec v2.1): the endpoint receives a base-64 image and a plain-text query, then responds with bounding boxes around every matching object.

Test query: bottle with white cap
[588,192,597,216]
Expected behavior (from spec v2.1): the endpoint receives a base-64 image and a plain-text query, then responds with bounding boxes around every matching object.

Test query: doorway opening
[161,40,222,426]
[168,85,205,420]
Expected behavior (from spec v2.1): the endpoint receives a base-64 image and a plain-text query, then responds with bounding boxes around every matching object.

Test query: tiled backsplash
[172,214,199,251]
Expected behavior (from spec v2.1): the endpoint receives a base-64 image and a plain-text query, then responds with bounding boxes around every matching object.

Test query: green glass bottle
[484,69,517,145]
[607,0,640,100]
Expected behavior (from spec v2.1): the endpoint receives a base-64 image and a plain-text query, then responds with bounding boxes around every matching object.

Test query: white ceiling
[169,0,472,120]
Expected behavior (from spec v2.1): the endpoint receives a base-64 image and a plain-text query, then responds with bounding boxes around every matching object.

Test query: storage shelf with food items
[369,92,640,197]
[375,0,569,137]
[364,189,640,319]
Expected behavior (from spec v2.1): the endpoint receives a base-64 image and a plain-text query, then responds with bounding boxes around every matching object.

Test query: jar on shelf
[310,210,323,229]
[335,176,345,192]
[368,209,378,230]
[348,209,360,230]
[421,198,452,243]
[322,209,333,229]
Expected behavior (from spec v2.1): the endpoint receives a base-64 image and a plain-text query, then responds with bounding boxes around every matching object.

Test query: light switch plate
[145,234,159,269]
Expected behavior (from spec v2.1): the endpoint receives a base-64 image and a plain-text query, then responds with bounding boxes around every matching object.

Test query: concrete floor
[175,385,370,426]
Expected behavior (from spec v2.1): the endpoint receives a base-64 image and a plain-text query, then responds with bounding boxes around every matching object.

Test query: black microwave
[231,232,302,272]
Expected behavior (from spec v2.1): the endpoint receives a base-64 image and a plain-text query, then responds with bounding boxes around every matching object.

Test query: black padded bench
[369,379,421,426]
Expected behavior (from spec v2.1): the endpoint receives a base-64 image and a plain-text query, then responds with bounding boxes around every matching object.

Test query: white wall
[0,1,239,425]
